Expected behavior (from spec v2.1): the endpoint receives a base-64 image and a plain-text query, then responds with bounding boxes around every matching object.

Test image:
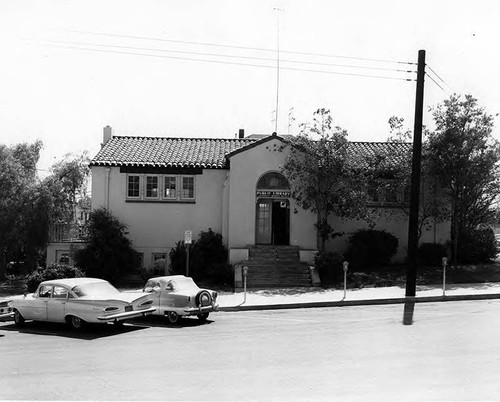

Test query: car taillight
[139,299,153,307]
[104,306,120,312]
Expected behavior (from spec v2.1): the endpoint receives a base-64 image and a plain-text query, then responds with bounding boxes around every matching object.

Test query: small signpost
[342,261,349,301]
[184,230,192,276]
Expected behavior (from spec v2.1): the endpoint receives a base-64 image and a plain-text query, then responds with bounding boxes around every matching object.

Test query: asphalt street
[1,300,499,401]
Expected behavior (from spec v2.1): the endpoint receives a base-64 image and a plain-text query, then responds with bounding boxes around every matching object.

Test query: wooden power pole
[405,49,426,297]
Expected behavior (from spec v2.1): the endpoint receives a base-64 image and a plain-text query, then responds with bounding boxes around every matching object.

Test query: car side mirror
[153,286,161,293]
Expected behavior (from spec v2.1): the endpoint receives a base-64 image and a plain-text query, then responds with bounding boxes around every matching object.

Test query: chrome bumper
[183,304,219,314]
[97,307,156,321]
[0,311,14,322]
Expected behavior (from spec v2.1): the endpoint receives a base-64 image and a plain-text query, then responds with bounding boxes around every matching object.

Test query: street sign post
[184,230,192,276]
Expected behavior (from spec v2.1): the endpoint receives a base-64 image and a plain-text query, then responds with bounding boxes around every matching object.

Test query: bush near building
[169,229,232,287]
[26,264,85,293]
[73,207,139,283]
[344,229,399,271]
[314,251,343,286]
[418,243,448,267]
[456,227,498,264]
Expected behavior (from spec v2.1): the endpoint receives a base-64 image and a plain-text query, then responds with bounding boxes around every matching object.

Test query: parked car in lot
[0,299,13,321]
[8,278,156,330]
[137,275,218,324]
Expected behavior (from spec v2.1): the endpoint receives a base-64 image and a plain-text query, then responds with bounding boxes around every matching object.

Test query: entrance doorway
[256,199,290,245]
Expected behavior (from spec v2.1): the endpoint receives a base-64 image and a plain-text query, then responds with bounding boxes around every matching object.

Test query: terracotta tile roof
[90,135,411,169]
[347,141,412,167]
[90,136,255,169]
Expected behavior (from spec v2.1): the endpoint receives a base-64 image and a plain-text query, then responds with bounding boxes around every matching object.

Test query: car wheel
[67,315,85,330]
[13,309,25,327]
[166,311,180,324]
[197,313,209,322]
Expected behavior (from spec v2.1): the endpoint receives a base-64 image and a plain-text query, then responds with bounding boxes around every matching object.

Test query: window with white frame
[164,176,177,199]
[367,183,382,204]
[145,175,159,199]
[152,253,167,273]
[367,180,408,206]
[181,176,195,199]
[127,175,141,198]
[125,174,196,202]
[384,181,400,204]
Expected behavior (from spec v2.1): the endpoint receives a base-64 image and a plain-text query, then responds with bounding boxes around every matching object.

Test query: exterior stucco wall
[90,138,452,268]
[227,138,317,254]
[91,166,227,269]
[325,208,451,263]
[46,243,86,266]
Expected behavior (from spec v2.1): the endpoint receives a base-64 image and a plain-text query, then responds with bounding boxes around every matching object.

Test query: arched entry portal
[255,172,291,245]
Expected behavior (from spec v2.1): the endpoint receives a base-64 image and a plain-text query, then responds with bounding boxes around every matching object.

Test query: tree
[382,116,449,240]
[0,141,43,279]
[426,94,500,262]
[73,208,139,283]
[281,109,372,252]
[45,152,90,222]
[0,144,90,279]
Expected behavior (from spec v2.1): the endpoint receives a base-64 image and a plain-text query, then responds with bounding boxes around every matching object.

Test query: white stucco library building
[81,126,449,273]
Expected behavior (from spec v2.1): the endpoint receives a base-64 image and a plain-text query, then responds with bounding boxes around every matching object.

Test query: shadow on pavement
[132,314,214,329]
[0,320,149,340]
[403,300,415,325]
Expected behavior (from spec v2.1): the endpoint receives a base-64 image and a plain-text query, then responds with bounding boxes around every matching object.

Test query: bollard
[442,256,448,296]
[342,261,349,301]
[242,266,248,305]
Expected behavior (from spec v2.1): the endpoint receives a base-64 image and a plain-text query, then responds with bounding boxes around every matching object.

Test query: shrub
[168,240,189,275]
[204,262,234,287]
[344,229,398,270]
[73,208,139,282]
[418,243,448,266]
[26,264,86,293]
[457,227,498,264]
[314,252,343,286]
[169,229,231,286]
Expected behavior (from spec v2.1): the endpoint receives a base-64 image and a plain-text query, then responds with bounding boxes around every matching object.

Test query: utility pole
[273,7,284,134]
[405,49,426,297]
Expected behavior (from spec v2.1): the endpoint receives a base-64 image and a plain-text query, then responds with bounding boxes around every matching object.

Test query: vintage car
[137,275,218,324]
[0,299,13,322]
[8,277,156,330]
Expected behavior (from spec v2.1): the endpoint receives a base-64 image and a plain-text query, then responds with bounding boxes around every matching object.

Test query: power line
[49,43,416,82]
[68,30,416,66]
[426,64,452,92]
[48,40,416,74]
[426,64,447,85]
[425,72,447,94]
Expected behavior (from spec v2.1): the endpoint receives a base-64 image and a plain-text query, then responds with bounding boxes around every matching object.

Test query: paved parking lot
[1,301,500,401]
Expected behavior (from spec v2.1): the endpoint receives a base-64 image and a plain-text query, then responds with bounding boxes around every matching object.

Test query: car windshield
[169,277,199,292]
[72,282,120,297]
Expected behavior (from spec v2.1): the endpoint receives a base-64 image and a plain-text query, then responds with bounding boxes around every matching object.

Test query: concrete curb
[218,293,500,312]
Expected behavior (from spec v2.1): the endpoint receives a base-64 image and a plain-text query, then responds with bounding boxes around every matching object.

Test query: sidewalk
[217,282,500,311]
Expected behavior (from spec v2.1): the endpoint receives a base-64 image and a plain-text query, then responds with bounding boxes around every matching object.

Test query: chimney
[102,125,113,146]
[238,129,245,139]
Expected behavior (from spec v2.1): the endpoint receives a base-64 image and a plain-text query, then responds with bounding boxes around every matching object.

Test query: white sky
[1,0,500,174]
